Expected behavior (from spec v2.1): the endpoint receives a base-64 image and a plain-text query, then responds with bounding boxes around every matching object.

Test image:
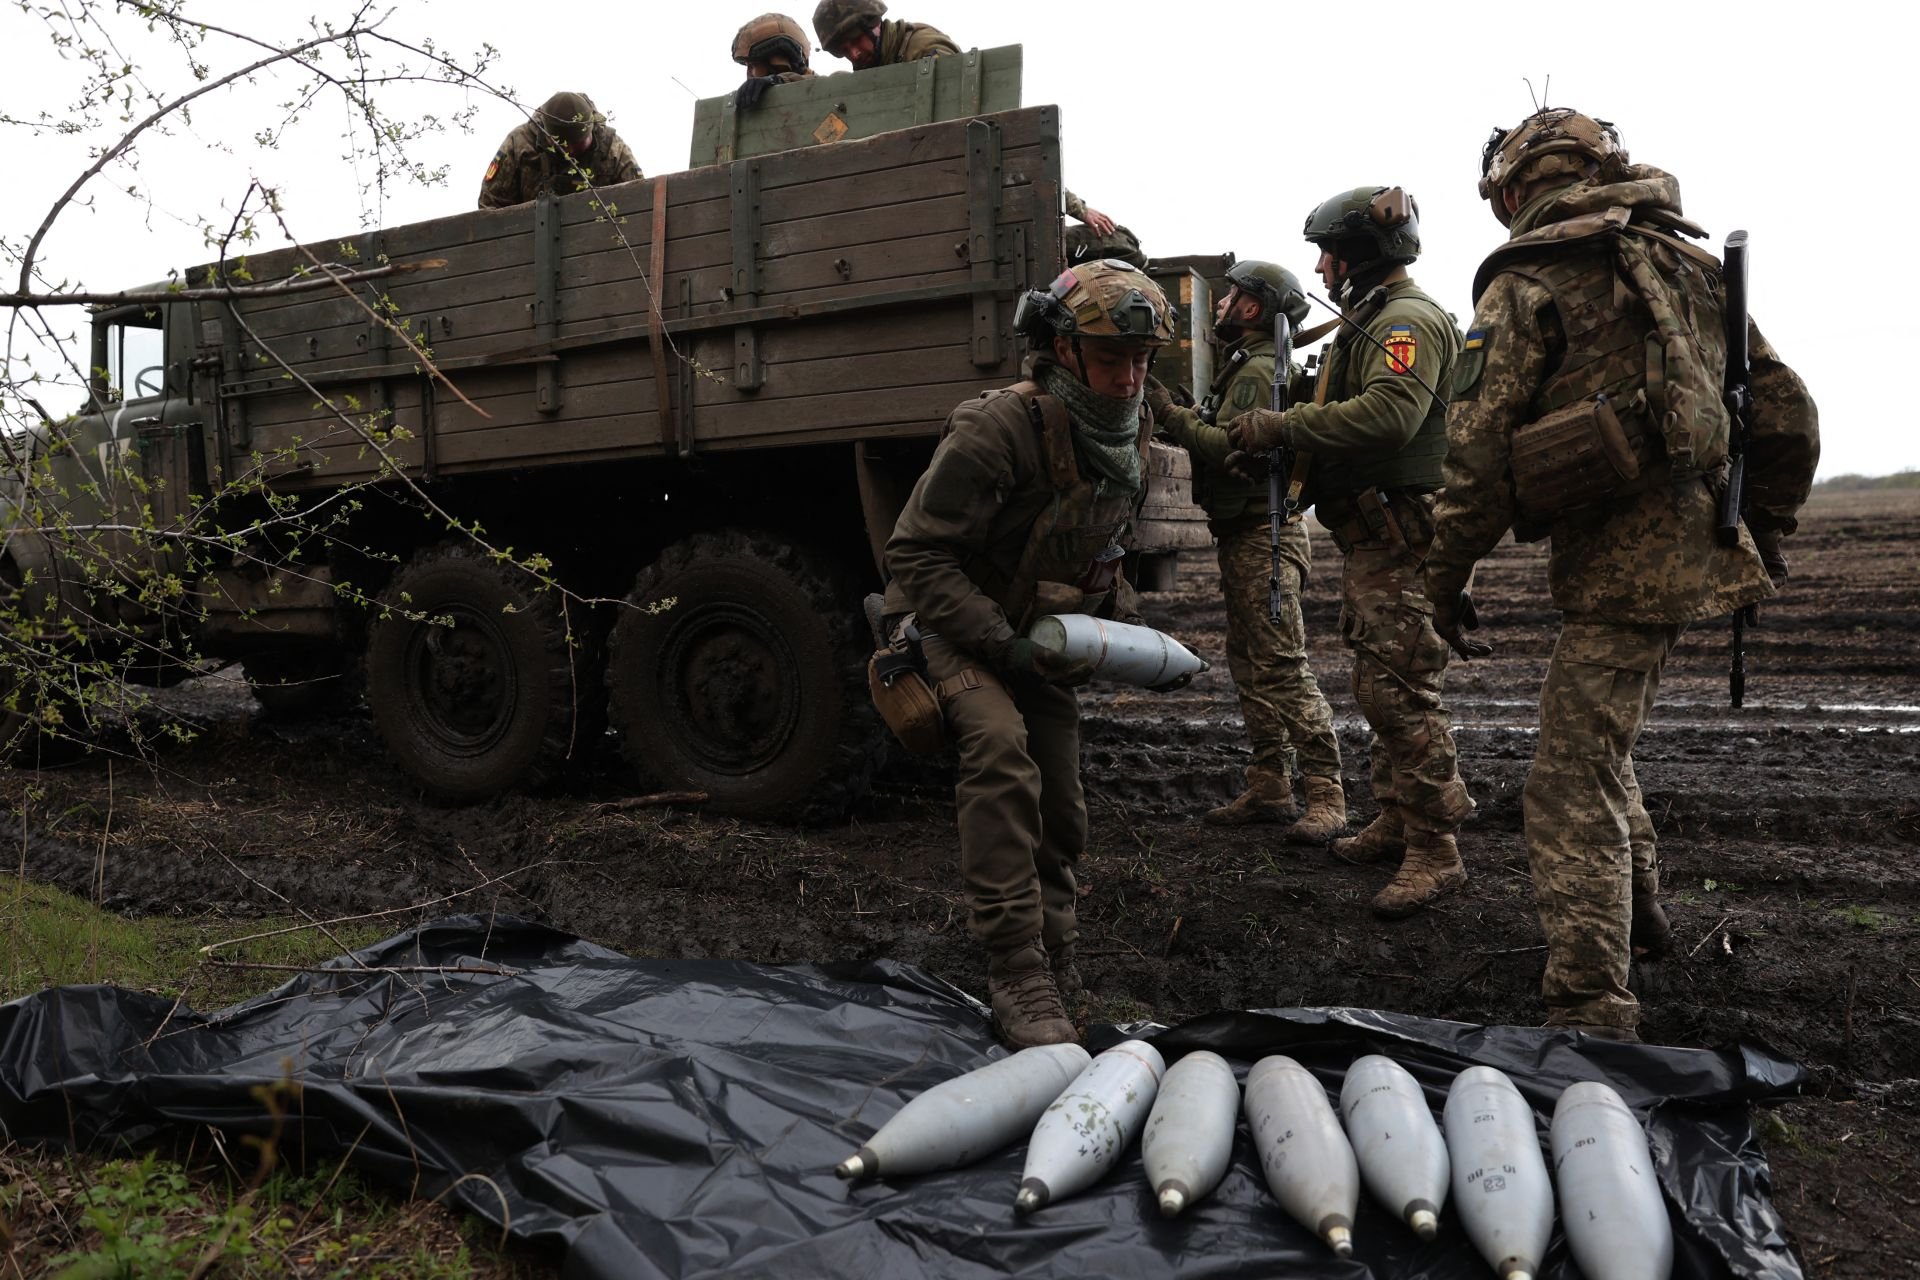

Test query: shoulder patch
[1464,328,1487,351]
[1453,327,1490,401]
[483,154,503,183]
[1230,379,1257,410]
[1384,323,1417,375]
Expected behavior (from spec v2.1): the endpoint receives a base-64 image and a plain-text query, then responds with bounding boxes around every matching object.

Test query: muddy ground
[5,486,1917,1277]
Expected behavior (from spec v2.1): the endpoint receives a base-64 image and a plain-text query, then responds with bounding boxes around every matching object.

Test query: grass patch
[0,875,387,1007]
[1828,903,1895,931]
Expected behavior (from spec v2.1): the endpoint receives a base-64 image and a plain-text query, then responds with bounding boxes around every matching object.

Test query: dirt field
[5,486,1917,1277]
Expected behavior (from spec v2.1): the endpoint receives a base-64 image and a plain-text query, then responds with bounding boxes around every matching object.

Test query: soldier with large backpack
[1423,108,1819,1039]
[882,261,1175,1048]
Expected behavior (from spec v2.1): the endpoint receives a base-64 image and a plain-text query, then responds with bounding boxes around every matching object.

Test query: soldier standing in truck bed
[1424,108,1818,1038]
[883,261,1176,1048]
[810,0,1126,258]
[733,13,815,110]
[1225,187,1473,920]
[477,92,641,210]
[1147,261,1345,841]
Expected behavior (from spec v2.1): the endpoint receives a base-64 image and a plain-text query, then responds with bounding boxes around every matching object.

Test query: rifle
[1717,230,1754,707]
[1268,310,1295,624]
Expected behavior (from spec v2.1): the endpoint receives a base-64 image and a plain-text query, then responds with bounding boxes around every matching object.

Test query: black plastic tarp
[0,917,1804,1279]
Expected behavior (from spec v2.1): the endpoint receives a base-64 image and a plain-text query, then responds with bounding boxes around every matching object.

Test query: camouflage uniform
[477,95,641,210]
[874,17,958,62]
[1155,337,1340,789]
[1426,161,1819,1032]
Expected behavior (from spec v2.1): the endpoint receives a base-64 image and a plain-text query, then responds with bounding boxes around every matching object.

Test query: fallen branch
[0,260,445,308]
[199,861,550,954]
[1688,914,1734,959]
[203,960,521,977]
[593,791,711,812]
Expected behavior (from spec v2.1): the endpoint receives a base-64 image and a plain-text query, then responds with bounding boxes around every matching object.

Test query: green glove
[994,636,1095,687]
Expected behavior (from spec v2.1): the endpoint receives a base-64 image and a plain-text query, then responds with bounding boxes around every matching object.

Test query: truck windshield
[99,310,166,402]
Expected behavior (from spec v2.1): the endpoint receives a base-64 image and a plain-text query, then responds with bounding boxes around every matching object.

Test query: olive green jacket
[1287,277,1457,508]
[1155,336,1280,526]
[877,19,958,63]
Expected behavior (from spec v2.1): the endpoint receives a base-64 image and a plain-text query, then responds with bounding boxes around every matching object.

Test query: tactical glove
[1431,590,1493,662]
[1224,407,1290,454]
[1222,450,1271,484]
[736,76,778,109]
[993,636,1095,687]
[1749,524,1790,586]
[1143,376,1175,425]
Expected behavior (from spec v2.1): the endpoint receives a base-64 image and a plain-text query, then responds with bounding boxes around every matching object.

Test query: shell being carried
[1027,614,1209,689]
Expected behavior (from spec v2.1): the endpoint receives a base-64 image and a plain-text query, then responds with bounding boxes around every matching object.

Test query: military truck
[4,50,1213,819]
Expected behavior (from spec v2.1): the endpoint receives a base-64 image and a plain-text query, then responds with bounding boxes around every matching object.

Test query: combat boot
[1204,765,1295,826]
[1283,775,1348,845]
[988,939,1077,1049]
[1631,891,1673,958]
[1371,828,1466,920]
[1049,943,1084,1003]
[1331,808,1405,865]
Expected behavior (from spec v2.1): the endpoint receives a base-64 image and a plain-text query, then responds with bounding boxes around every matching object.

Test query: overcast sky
[1,0,1905,476]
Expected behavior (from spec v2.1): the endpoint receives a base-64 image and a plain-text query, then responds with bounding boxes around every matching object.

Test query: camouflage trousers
[1332,497,1471,832]
[1524,619,1682,1030]
[922,635,1083,958]
[1216,519,1341,780]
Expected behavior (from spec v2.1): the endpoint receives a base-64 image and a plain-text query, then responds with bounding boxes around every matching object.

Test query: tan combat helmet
[813,0,885,53]
[734,13,812,73]
[535,91,601,149]
[1015,260,1177,346]
[1479,108,1626,224]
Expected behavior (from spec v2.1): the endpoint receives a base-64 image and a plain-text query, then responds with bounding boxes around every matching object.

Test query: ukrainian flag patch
[1464,329,1487,351]
[1385,323,1417,375]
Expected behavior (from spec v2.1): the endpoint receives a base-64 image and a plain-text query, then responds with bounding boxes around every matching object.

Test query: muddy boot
[1631,891,1673,958]
[1049,943,1084,1004]
[1283,775,1348,845]
[988,940,1077,1049]
[1331,808,1405,865]
[1371,829,1467,920]
[1204,765,1295,826]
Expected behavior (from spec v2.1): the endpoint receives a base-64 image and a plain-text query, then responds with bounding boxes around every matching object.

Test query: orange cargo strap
[647,177,674,451]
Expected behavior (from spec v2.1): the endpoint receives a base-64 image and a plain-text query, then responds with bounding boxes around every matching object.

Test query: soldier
[884,261,1176,1048]
[1424,109,1818,1038]
[1224,187,1472,918]
[477,92,641,210]
[733,13,815,110]
[808,0,1120,254]
[1146,261,1345,839]
[811,0,956,67]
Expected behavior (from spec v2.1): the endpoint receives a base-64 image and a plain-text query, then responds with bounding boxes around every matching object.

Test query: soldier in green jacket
[1226,187,1472,919]
[1148,261,1344,839]
[476,92,641,210]
[811,0,956,67]
[1425,109,1818,1038]
[733,13,815,110]
[883,261,1176,1048]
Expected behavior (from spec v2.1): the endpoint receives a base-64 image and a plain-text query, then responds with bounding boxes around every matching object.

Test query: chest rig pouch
[866,616,953,755]
[1000,384,1150,633]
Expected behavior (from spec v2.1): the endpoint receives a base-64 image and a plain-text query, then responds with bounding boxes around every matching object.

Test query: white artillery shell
[1015,1039,1165,1214]
[1244,1055,1361,1257]
[1141,1050,1240,1217]
[834,1043,1090,1181]
[1339,1054,1450,1240]
[1444,1066,1555,1280]
[1027,614,1209,688]
[1552,1082,1674,1280]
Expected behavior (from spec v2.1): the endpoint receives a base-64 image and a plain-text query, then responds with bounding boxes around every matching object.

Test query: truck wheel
[243,650,358,720]
[606,531,877,822]
[365,545,592,802]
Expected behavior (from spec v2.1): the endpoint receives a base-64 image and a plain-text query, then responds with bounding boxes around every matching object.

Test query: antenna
[1523,77,1541,113]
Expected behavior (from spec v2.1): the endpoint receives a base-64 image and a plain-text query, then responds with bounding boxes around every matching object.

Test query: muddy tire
[606,531,877,822]
[244,650,359,720]
[365,545,593,803]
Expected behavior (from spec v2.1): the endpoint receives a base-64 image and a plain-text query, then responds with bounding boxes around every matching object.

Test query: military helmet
[535,91,600,147]
[1223,259,1311,331]
[1479,108,1625,222]
[813,0,886,49]
[1302,186,1421,265]
[734,13,812,72]
[1015,260,1177,346]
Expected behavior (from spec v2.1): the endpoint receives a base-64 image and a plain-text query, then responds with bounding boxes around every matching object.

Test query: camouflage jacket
[1426,170,1818,623]
[877,19,958,64]
[477,120,642,210]
[1287,277,1458,513]
[1156,336,1284,526]
[884,358,1150,655]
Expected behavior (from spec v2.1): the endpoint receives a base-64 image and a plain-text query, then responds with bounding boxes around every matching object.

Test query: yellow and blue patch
[1464,328,1487,351]
[1385,323,1417,375]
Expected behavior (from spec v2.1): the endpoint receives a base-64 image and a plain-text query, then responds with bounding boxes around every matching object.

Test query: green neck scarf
[1038,361,1144,498]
